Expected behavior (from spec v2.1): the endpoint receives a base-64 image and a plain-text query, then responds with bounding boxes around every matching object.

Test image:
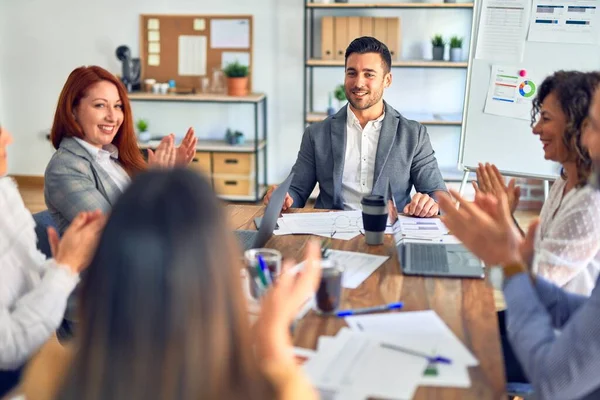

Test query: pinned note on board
[148,31,160,42]
[194,18,206,31]
[148,42,160,54]
[147,18,159,30]
[148,54,160,66]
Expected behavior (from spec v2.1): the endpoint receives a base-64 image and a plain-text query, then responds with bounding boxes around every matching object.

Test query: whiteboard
[459,0,600,179]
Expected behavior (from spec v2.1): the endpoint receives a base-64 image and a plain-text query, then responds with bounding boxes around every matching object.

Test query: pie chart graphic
[519,80,536,98]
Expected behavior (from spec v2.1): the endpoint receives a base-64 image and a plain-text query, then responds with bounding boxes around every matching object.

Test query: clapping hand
[472,163,521,214]
[254,240,322,366]
[438,190,523,266]
[48,210,107,274]
[147,134,176,168]
[175,127,197,166]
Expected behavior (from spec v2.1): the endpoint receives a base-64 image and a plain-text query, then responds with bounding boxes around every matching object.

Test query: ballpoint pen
[335,301,404,317]
[380,342,452,364]
[257,255,272,286]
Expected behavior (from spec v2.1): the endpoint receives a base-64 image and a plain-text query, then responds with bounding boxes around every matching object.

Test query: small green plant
[431,34,445,48]
[223,61,249,78]
[450,36,463,49]
[225,128,245,145]
[334,84,346,102]
[136,118,149,132]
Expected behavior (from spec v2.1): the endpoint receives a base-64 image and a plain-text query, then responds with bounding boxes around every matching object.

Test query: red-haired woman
[44,65,197,235]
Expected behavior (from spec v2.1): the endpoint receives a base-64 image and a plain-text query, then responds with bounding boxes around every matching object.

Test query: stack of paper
[274,211,397,241]
[301,311,477,399]
[393,215,461,244]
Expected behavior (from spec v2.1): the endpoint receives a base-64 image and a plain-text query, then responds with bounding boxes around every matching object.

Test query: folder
[386,17,401,60]
[360,17,373,37]
[347,16,361,45]
[334,16,348,60]
[321,16,334,60]
[373,17,387,46]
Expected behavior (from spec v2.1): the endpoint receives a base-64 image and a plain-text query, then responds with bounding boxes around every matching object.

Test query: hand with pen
[254,239,322,368]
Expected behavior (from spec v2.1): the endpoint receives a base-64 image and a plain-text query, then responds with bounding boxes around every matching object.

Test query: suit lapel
[373,102,400,191]
[330,107,347,209]
[60,138,122,205]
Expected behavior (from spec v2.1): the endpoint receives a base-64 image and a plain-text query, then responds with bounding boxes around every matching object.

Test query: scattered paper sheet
[273,210,396,241]
[483,65,543,120]
[303,329,427,399]
[345,310,478,366]
[475,0,529,62]
[210,18,250,49]
[527,0,599,44]
[147,18,159,30]
[178,35,207,76]
[222,51,251,69]
[147,54,160,66]
[293,249,388,289]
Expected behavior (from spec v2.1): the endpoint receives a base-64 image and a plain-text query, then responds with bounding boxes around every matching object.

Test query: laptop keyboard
[234,230,257,251]
[410,244,450,273]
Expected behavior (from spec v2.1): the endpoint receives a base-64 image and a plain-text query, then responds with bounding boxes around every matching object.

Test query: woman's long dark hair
[531,71,600,187]
[57,168,275,400]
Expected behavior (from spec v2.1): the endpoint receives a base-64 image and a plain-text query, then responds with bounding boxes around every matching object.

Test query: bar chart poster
[528,0,599,44]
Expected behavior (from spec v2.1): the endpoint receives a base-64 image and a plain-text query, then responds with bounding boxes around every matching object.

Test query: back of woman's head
[58,168,273,400]
[50,65,146,175]
[532,70,600,185]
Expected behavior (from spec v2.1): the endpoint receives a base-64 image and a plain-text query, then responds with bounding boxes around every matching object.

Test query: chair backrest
[32,210,58,259]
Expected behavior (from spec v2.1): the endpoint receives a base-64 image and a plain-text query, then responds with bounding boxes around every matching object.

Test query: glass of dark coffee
[314,259,344,314]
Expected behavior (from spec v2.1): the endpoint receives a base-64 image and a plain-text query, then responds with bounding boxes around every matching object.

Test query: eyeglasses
[330,214,364,237]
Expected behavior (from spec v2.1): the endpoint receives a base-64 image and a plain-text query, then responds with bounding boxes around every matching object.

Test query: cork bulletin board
[139,14,253,92]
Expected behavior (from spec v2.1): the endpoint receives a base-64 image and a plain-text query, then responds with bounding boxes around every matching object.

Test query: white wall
[0,0,470,183]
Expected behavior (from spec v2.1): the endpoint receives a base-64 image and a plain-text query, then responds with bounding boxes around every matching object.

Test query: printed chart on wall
[475,0,530,62]
[527,0,599,44]
[484,65,545,120]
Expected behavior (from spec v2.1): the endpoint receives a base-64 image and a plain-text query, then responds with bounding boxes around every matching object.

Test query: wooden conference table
[228,205,506,400]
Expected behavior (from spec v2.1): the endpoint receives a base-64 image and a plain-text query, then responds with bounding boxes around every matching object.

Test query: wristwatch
[487,262,528,290]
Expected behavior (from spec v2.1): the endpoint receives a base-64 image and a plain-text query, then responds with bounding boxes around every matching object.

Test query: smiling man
[265,37,447,216]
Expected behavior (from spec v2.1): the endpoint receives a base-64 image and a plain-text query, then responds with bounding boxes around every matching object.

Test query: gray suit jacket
[289,102,446,210]
[44,137,123,234]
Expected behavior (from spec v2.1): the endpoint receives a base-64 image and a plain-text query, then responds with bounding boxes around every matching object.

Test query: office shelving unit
[302,1,474,128]
[130,92,268,202]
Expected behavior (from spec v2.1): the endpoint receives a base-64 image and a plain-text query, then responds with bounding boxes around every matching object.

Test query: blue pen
[257,255,272,286]
[381,342,452,365]
[335,301,404,317]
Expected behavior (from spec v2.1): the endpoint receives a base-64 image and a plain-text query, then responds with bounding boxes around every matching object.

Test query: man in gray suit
[265,36,447,217]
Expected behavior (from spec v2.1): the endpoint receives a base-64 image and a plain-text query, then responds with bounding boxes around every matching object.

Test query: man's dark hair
[345,36,392,73]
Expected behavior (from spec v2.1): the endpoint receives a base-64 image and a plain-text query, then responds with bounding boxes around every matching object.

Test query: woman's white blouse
[0,177,79,369]
[533,177,600,295]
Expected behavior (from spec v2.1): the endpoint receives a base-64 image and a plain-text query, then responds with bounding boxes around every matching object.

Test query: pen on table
[380,342,452,365]
[321,238,331,258]
[335,301,404,317]
[257,255,272,285]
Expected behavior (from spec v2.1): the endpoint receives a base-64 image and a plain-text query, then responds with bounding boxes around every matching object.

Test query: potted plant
[136,118,150,142]
[223,61,249,96]
[334,84,346,108]
[449,36,463,62]
[431,35,446,61]
[225,128,245,145]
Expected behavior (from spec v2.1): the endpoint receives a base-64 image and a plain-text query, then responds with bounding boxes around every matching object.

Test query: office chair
[32,210,57,258]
